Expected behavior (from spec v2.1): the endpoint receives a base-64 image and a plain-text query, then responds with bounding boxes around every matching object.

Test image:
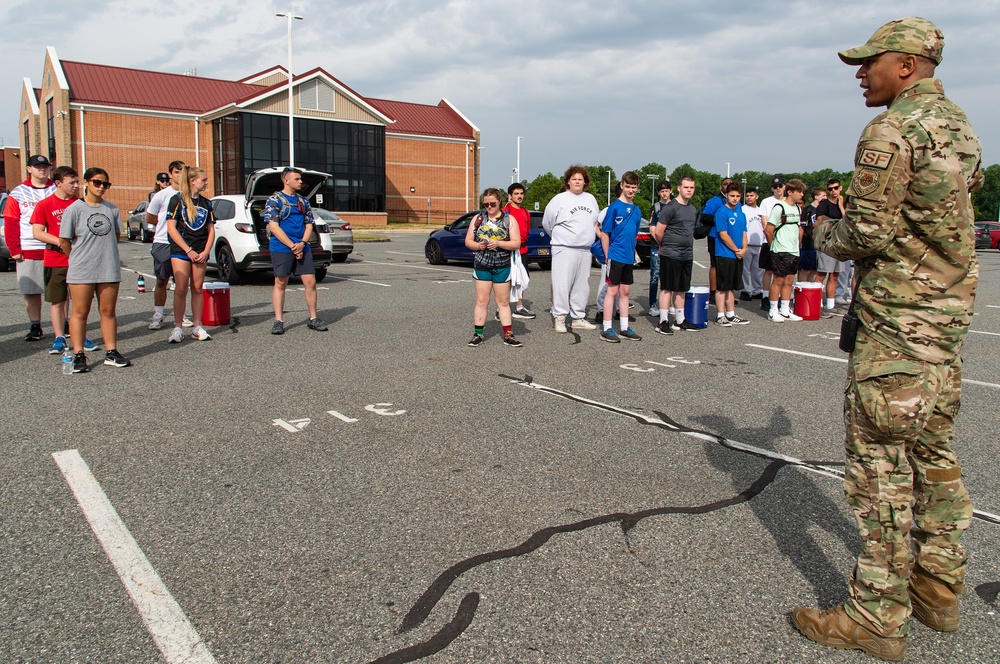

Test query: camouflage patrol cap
[838,16,944,66]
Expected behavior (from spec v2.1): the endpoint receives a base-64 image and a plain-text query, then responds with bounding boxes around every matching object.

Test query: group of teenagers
[465,165,854,345]
[5,156,233,373]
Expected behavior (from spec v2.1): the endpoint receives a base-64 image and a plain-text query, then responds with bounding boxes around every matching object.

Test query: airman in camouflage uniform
[792,17,982,662]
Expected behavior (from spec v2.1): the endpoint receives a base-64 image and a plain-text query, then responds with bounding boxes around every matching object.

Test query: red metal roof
[365,98,475,140]
[61,60,263,114]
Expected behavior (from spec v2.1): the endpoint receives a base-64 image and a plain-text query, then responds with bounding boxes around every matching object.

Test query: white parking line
[361,259,470,275]
[745,344,1000,390]
[693,261,707,269]
[384,250,427,257]
[52,450,216,664]
[969,329,1000,337]
[326,275,392,287]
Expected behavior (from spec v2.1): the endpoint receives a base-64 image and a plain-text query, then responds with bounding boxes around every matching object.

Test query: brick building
[16,47,480,226]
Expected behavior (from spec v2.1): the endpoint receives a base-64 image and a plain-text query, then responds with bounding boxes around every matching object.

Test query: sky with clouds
[3,0,998,187]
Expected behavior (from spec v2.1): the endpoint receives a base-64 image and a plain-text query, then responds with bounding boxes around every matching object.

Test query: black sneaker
[751,293,764,300]
[72,352,89,373]
[760,297,770,311]
[104,349,131,368]
[677,320,702,331]
[714,316,732,327]
[307,317,328,331]
[494,310,500,322]
[739,292,752,301]
[25,324,44,341]
[502,335,523,347]
[271,320,285,335]
[511,307,536,319]
[620,327,642,341]
[656,320,674,335]
[593,310,603,325]
[467,334,484,347]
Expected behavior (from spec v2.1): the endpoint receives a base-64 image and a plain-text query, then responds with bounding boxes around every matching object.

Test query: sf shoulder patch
[849,140,897,201]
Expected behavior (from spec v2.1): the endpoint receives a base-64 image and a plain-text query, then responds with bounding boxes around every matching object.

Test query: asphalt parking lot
[2,233,999,663]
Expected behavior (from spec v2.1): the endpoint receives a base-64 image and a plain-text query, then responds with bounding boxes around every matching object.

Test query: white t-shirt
[147,185,179,244]
[758,196,784,244]
[742,204,765,246]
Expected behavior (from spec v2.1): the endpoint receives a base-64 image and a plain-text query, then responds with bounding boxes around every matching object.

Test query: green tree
[523,172,562,212]
[973,164,1000,221]
[585,165,617,207]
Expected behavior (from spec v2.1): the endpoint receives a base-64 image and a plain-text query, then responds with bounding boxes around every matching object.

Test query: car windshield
[313,209,343,223]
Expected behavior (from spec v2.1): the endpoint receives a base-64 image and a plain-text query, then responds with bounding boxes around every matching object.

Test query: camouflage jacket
[814,78,983,363]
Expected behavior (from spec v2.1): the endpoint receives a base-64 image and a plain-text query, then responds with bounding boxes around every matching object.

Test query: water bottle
[137,274,146,293]
[61,347,74,375]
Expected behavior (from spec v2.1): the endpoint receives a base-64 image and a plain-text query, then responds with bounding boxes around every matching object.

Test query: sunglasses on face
[89,179,111,189]
[827,185,841,191]
[484,201,499,207]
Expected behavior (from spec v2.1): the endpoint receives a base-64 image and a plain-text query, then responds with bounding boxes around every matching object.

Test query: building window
[211,112,384,212]
[46,98,56,163]
[299,79,334,112]
[23,120,30,157]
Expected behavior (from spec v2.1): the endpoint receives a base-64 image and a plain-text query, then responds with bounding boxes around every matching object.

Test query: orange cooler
[793,282,823,321]
[202,282,231,326]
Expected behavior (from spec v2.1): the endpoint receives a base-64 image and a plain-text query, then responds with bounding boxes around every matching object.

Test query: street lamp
[276,12,303,166]
[725,162,731,178]
[647,173,657,203]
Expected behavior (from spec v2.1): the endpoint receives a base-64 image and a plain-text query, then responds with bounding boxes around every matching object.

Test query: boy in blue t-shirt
[599,171,643,342]
[712,182,750,326]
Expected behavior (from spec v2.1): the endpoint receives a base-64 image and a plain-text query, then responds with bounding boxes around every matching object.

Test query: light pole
[741,177,747,196]
[515,135,523,185]
[647,174,657,203]
[725,162,731,178]
[276,12,303,166]
[607,170,612,206]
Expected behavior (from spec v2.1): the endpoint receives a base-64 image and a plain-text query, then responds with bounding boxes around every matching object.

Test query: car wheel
[127,224,136,241]
[140,226,151,242]
[315,267,327,282]
[332,253,348,263]
[426,240,445,265]
[216,244,243,284]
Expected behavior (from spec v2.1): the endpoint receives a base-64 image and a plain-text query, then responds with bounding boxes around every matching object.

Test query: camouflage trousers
[842,330,972,637]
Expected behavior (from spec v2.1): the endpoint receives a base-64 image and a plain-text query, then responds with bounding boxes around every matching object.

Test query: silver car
[313,208,353,262]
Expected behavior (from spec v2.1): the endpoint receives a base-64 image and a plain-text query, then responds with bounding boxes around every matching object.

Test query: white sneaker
[191,326,212,341]
[571,317,597,330]
[649,306,660,317]
[148,313,164,330]
[168,327,184,343]
[767,312,785,323]
[181,315,194,328]
[781,311,804,322]
[835,296,851,306]
[554,315,567,333]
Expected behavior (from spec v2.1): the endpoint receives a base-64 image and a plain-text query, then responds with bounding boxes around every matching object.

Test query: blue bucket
[684,286,710,329]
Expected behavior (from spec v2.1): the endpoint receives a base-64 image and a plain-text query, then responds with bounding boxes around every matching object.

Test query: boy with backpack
[766,178,806,322]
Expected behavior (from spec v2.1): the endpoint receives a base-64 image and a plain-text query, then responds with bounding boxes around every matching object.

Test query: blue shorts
[799,250,818,271]
[272,250,315,277]
[474,265,511,283]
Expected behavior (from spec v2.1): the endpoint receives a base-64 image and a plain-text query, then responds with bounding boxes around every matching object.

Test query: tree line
[519,162,1000,222]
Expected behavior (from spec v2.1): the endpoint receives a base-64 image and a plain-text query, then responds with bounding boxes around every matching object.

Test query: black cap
[657,180,672,190]
[156,172,170,182]
[27,155,51,168]
[770,176,786,188]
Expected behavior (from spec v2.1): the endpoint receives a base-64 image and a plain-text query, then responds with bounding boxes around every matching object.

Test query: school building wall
[384,135,478,225]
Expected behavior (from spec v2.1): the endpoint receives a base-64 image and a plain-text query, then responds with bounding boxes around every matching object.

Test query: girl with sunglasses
[464,187,522,347]
[165,166,215,343]
[58,167,130,372]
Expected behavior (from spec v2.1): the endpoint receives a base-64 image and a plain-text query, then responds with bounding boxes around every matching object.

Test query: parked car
[126,201,155,242]
[0,191,11,271]
[209,168,333,284]
[425,210,550,269]
[635,219,654,266]
[975,221,1000,250]
[313,208,353,262]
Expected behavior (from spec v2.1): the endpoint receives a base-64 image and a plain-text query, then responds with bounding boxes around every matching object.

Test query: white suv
[209,168,333,284]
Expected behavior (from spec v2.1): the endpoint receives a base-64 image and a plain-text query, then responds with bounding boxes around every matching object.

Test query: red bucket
[202,282,231,326]
[793,282,823,321]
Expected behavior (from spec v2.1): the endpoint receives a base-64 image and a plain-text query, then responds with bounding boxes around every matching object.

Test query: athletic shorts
[798,250,818,271]
[151,243,173,280]
[272,250,316,278]
[605,259,634,286]
[706,236,717,267]
[758,243,773,271]
[659,256,693,293]
[474,265,511,283]
[770,251,800,278]
[43,266,69,303]
[16,258,44,295]
[715,256,743,291]
[816,251,845,274]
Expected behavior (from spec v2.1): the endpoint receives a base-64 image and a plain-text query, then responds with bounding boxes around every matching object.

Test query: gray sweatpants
[742,245,763,295]
[551,245,591,319]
